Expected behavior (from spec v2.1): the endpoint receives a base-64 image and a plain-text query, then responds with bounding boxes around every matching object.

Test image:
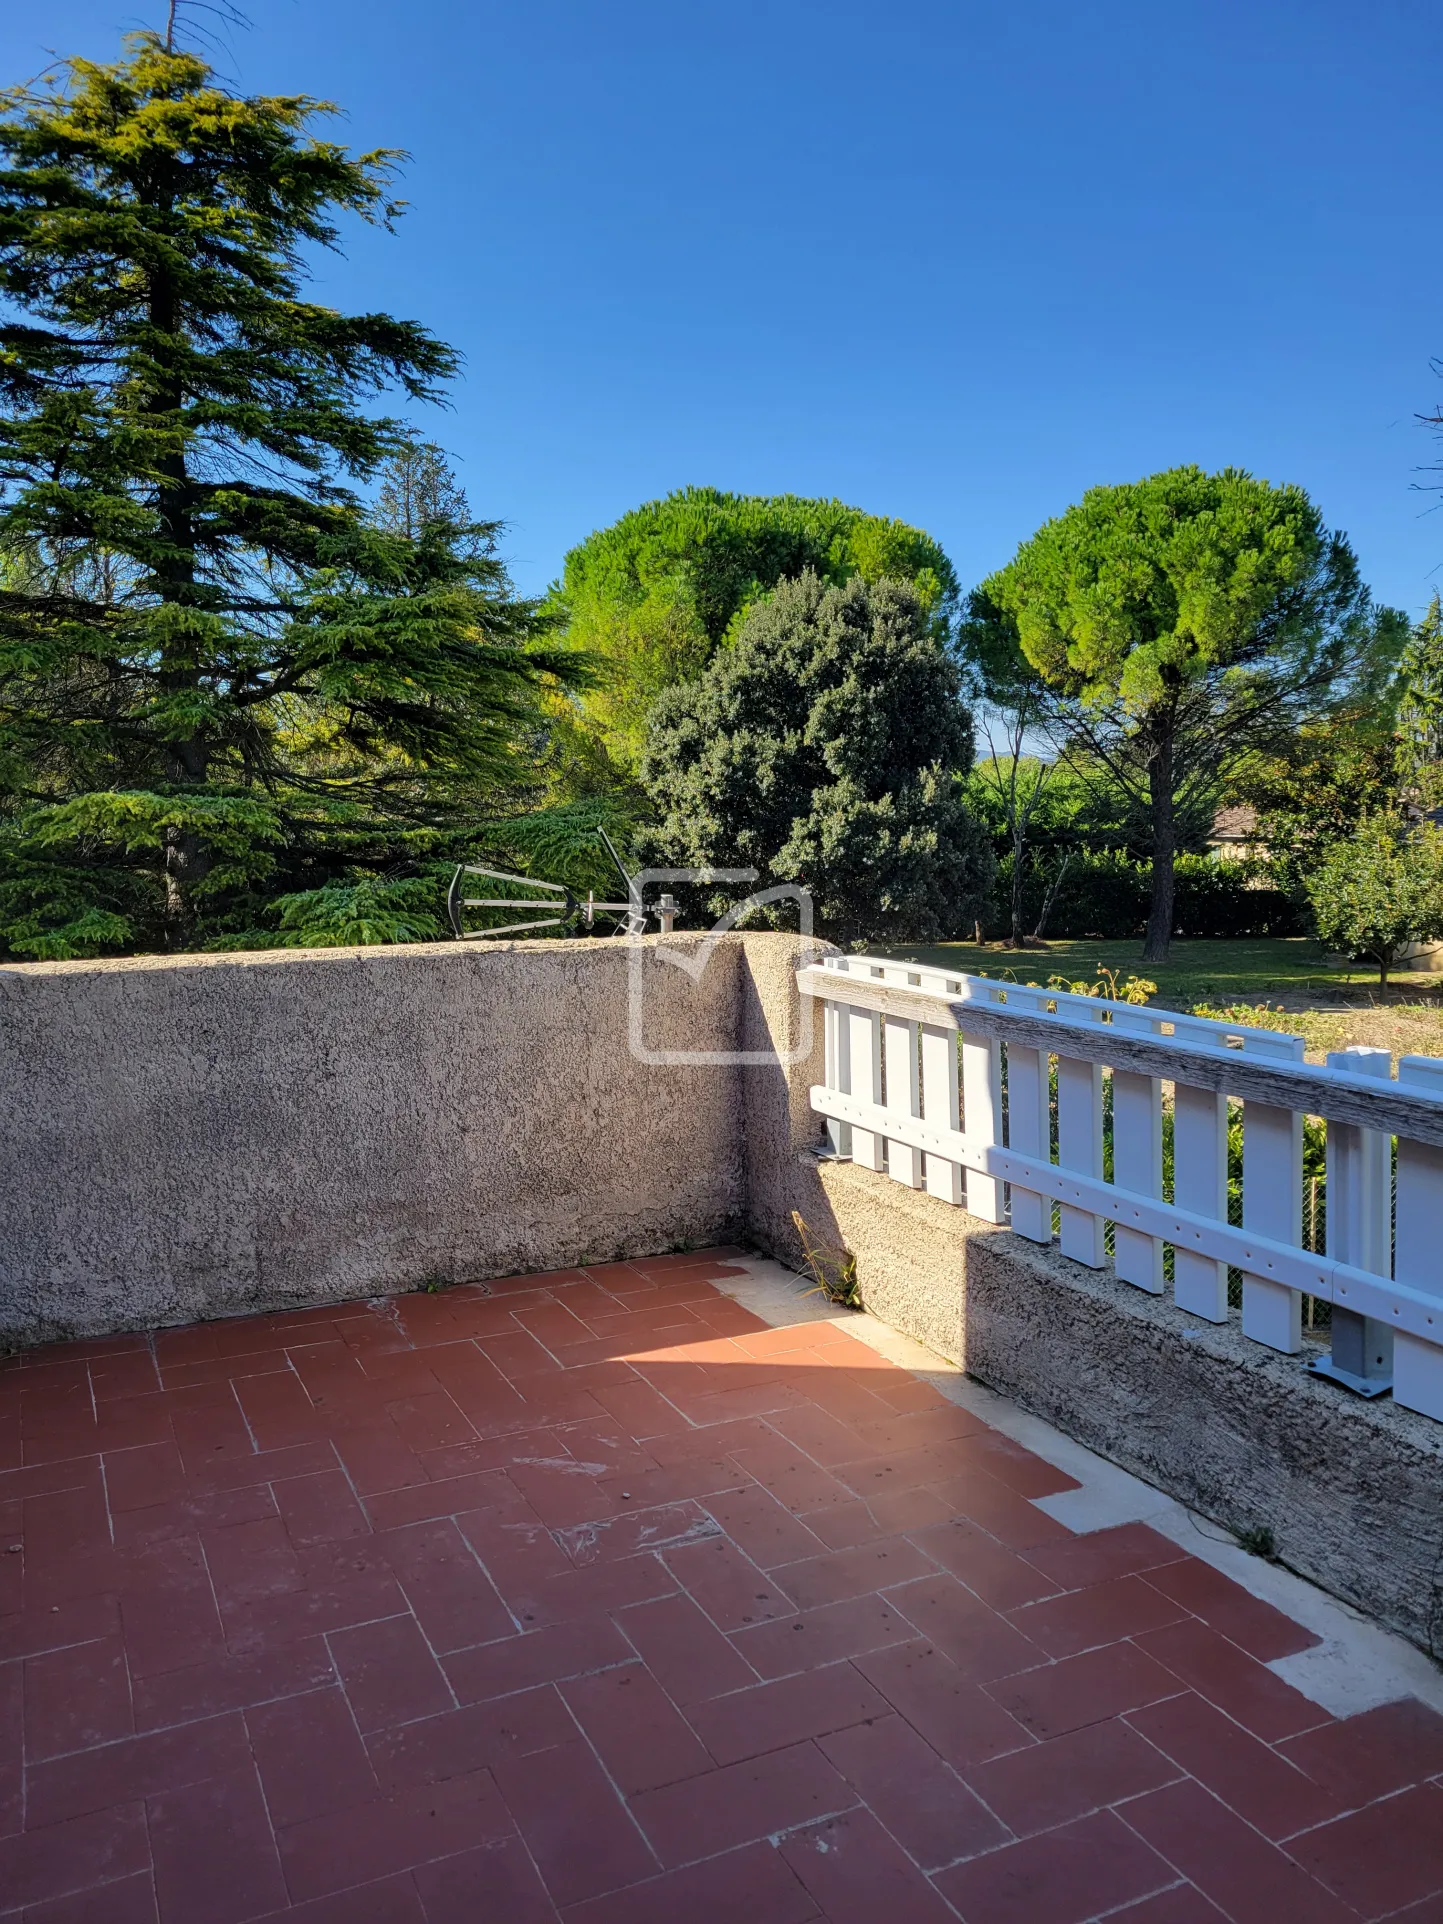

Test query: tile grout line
[95,1452,116,1550]
[550,1676,665,1876]
[228,1374,264,1456]
[1107,1768,1352,1912]
[719,1254,1443,1720]
[1084,1879,1193,1921]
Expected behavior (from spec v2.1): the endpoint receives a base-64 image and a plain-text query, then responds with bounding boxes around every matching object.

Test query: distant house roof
[1209,804,1258,843]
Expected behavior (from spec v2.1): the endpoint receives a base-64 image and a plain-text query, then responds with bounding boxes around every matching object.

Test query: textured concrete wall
[811,1163,978,1363]
[737,931,830,1268]
[733,948,979,1366]
[961,1228,1443,1658]
[0,933,808,1343]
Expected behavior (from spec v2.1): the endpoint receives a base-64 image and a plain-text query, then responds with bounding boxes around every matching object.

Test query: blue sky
[7,0,1443,615]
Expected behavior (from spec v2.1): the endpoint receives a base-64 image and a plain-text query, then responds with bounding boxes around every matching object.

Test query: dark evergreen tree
[642,571,993,945]
[0,35,582,956]
[549,487,961,782]
[1396,594,1443,806]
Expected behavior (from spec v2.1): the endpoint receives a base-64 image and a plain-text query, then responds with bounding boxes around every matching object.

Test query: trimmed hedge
[991,851,1301,940]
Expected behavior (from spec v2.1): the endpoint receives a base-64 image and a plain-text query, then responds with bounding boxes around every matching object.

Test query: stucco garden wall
[0,933,808,1344]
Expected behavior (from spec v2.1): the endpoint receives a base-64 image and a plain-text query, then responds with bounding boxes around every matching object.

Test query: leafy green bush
[1175,857,1302,938]
[1304,814,1443,982]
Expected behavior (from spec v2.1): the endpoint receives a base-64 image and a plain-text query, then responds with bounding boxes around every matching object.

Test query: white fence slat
[1005,1042,1051,1242]
[1323,1047,1394,1388]
[1240,1102,1303,1352]
[808,1079,1443,1341]
[1392,1056,1443,1419]
[1056,1055,1105,1265]
[921,1024,963,1204]
[1112,1070,1163,1293]
[1325,1048,1393,1270]
[823,1001,852,1158]
[884,1016,923,1189]
[1172,1084,1229,1322]
[961,1033,1006,1223]
[847,1007,884,1172]
[1392,1138,1443,1419]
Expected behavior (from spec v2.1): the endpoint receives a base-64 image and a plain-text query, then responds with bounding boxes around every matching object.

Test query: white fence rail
[800,954,1443,1424]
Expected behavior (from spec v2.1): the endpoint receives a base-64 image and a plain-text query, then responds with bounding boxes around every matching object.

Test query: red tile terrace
[3,1249,1442,1923]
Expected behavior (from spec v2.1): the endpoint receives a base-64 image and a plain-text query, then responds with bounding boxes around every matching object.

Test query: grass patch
[861,937,1443,1064]
[864,935,1426,1008]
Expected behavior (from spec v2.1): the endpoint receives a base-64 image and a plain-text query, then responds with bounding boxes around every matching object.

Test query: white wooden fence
[799,954,1443,1424]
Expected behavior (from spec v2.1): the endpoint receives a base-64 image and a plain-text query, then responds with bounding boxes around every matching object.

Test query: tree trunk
[162,734,211,942]
[163,828,207,929]
[1142,748,1176,965]
[148,245,209,947]
[1032,848,1072,941]
[1008,824,1026,946]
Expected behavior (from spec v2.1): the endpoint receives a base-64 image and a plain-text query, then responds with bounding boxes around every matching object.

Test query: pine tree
[374,439,471,543]
[1396,594,1443,805]
[549,488,960,781]
[964,467,1397,963]
[0,35,581,955]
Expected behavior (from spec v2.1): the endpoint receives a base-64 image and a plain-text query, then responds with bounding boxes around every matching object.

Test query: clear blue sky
[7,0,1443,615]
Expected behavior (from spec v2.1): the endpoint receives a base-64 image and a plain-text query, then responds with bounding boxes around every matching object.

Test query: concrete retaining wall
[962,1223,1443,1657]
[732,955,1443,1654]
[0,933,817,1344]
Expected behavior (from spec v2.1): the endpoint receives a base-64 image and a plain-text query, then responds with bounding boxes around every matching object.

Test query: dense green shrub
[992,851,1301,940]
[1175,858,1303,938]
[549,488,959,779]
[993,850,1145,939]
[643,571,993,945]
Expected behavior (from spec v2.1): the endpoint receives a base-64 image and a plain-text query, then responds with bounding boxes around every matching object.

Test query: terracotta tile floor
[3,1248,1442,1922]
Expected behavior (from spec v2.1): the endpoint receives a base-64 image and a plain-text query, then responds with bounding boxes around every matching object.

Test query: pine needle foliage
[0,35,585,957]
[374,438,472,545]
[477,793,640,897]
[965,467,1400,965]
[1396,594,1443,806]
[549,487,960,780]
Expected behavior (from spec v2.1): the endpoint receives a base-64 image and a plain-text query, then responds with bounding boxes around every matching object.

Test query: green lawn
[858,936,1442,1015]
